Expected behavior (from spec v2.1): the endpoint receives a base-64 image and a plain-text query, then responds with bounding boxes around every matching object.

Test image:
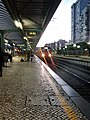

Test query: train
[35,46,52,62]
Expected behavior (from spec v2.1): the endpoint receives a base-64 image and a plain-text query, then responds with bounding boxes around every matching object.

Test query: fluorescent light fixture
[19,21,23,29]
[14,20,23,29]
[13,43,15,46]
[8,44,11,46]
[5,43,10,46]
[23,36,28,40]
[5,43,8,45]
[4,39,8,43]
[14,20,19,27]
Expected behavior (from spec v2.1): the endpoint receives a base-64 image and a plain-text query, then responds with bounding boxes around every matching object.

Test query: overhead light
[4,39,8,43]
[5,43,8,45]
[8,44,11,46]
[14,20,23,29]
[13,43,15,46]
[23,36,28,40]
[5,43,11,46]
[29,32,36,35]
[19,21,23,29]
[33,32,36,35]
[29,32,33,35]
[14,20,19,27]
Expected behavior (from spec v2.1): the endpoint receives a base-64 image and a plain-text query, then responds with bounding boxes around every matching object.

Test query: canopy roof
[1,0,62,49]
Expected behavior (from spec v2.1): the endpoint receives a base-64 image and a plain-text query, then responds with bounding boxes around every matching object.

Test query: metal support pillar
[0,31,5,76]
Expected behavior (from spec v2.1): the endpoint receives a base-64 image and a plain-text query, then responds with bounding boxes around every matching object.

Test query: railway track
[48,56,90,103]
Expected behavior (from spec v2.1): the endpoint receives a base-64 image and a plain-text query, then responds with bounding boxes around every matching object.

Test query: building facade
[57,39,67,50]
[71,0,90,44]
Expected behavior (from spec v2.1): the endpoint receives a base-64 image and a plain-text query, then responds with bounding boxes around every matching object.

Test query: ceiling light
[18,21,23,29]
[14,20,23,29]
[4,39,8,43]
[14,20,19,27]
[13,43,15,46]
[32,32,36,35]
[29,32,36,35]
[23,36,28,40]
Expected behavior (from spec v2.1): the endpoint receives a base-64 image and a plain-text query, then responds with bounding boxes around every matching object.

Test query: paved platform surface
[0,56,88,120]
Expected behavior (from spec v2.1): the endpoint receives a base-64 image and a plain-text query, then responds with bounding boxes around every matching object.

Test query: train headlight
[48,53,51,57]
[42,53,45,57]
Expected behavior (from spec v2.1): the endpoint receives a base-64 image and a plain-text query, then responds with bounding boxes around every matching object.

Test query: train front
[41,47,52,62]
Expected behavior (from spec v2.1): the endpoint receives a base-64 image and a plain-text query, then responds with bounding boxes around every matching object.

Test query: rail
[52,55,90,67]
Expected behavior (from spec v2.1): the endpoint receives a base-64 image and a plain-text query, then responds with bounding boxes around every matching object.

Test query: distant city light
[73,44,76,47]
[77,45,80,48]
[87,41,90,45]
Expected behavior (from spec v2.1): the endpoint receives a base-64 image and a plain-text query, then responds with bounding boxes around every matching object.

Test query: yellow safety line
[48,77,78,120]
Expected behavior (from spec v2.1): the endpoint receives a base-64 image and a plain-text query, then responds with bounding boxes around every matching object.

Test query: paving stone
[0,57,88,120]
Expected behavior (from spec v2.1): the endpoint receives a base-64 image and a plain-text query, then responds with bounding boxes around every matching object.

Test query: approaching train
[35,46,52,61]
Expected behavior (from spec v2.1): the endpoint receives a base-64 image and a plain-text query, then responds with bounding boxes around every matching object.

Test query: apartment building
[71,0,90,43]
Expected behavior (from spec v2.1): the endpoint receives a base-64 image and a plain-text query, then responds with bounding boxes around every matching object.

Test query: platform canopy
[1,0,62,49]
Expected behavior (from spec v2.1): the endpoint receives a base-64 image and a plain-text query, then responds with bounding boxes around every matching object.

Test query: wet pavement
[0,56,88,120]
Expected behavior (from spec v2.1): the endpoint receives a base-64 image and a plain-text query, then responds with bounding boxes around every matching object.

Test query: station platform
[0,56,89,120]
